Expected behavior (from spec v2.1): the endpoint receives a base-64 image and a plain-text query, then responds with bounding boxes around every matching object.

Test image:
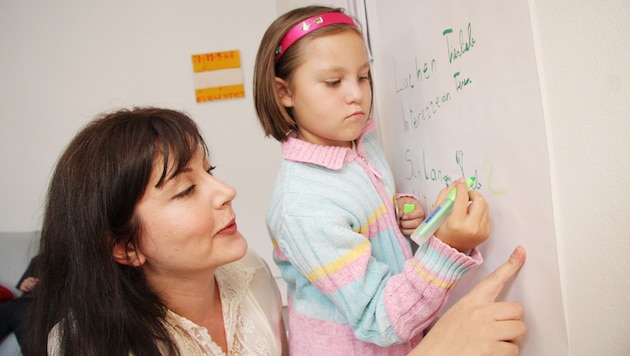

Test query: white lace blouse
[163,250,287,355]
[48,250,287,355]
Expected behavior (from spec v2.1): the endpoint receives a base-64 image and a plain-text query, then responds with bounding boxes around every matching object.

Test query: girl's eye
[359,75,370,82]
[206,165,217,175]
[325,80,341,87]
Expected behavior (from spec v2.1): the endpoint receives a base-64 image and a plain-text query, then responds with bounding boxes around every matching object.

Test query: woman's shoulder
[237,249,268,269]
[221,249,274,283]
[221,250,282,308]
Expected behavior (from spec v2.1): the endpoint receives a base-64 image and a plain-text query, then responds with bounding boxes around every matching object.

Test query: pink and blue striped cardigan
[267,119,482,355]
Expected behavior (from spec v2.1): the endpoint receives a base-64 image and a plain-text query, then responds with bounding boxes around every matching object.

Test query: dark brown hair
[26,107,208,356]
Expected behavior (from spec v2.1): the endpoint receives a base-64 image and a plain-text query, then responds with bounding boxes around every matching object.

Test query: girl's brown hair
[253,6,372,142]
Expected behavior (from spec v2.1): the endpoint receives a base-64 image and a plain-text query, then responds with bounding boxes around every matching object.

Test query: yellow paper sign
[191,50,244,102]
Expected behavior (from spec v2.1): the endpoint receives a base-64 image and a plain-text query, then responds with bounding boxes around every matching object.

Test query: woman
[26,107,287,355]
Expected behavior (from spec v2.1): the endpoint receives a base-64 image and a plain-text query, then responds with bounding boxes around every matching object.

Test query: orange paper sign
[192,50,244,102]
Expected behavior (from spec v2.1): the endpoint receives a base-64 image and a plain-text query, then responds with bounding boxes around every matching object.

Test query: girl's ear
[275,77,294,107]
[112,240,145,267]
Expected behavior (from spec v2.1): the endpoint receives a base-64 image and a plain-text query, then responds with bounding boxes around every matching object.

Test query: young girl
[254,6,491,355]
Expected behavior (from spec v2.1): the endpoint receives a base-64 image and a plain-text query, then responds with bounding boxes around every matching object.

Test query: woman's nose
[210,176,237,207]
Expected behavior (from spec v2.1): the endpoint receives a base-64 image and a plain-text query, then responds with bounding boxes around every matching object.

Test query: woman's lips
[218,220,237,235]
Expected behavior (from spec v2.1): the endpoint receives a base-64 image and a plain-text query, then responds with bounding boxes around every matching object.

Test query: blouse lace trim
[164,260,271,355]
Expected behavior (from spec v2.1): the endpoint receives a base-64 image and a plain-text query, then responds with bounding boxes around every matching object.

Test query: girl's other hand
[396,196,425,236]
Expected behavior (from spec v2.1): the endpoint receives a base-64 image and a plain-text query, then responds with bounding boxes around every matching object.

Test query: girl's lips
[347,111,365,119]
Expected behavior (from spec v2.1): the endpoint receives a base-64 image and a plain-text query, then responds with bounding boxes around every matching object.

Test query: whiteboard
[364,0,569,354]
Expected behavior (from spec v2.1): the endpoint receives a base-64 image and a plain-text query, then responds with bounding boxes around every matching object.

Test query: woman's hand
[408,246,527,356]
[19,276,38,293]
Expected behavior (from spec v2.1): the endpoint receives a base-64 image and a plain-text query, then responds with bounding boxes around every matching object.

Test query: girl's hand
[434,179,490,252]
[395,196,425,236]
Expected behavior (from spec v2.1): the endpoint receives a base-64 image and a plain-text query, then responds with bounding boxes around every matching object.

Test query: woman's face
[132,146,247,282]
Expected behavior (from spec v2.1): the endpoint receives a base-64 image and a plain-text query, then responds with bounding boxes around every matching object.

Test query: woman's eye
[325,80,341,87]
[206,165,216,175]
[359,75,370,82]
[174,185,195,199]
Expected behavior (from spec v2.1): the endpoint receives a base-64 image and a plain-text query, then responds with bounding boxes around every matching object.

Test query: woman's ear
[275,77,294,107]
[112,240,145,267]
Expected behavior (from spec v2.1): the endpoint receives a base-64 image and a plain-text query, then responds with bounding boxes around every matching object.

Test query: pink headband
[275,12,356,63]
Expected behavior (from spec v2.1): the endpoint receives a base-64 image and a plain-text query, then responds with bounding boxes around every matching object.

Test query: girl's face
[278,30,372,148]
[131,147,247,283]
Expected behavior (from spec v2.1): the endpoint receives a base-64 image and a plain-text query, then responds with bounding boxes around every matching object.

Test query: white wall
[364,0,630,355]
[528,1,630,354]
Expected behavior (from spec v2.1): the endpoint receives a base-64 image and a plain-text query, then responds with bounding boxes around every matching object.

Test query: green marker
[410,177,476,245]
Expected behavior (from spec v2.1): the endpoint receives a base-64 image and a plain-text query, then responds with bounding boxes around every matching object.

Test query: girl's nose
[345,81,364,104]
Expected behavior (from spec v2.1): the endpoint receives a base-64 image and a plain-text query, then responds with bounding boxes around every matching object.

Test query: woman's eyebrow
[155,165,192,189]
